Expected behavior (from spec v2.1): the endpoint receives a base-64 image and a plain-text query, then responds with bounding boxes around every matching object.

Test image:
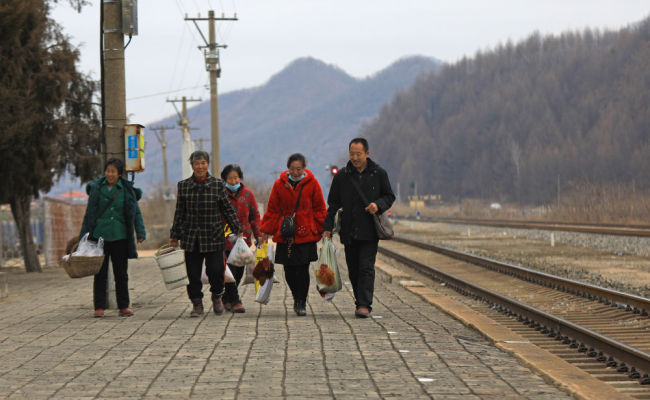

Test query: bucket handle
[156,244,179,257]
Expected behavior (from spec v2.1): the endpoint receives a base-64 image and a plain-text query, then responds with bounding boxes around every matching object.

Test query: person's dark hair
[189,150,210,164]
[104,158,124,176]
[221,164,243,180]
[286,153,307,169]
[349,137,369,152]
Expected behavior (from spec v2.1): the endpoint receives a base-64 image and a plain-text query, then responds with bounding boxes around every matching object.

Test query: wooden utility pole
[150,126,175,187]
[185,11,237,175]
[103,0,126,163]
[167,97,201,179]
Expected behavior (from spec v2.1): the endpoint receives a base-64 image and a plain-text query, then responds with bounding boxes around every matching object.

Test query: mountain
[362,18,650,204]
[125,55,441,195]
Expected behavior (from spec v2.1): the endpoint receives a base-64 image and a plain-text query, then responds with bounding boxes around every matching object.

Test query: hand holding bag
[348,175,394,240]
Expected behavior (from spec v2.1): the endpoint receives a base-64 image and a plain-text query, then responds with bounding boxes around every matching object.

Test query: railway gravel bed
[393,220,650,299]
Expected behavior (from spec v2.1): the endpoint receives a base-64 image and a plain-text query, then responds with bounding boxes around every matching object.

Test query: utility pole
[185,11,237,175]
[150,126,175,187]
[167,96,201,179]
[194,138,209,151]
[102,1,126,163]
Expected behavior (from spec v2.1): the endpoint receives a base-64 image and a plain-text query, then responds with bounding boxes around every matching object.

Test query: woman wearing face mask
[79,158,146,318]
[220,164,261,313]
[259,153,327,316]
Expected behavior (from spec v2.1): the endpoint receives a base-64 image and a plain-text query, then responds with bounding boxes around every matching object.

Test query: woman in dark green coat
[79,158,146,318]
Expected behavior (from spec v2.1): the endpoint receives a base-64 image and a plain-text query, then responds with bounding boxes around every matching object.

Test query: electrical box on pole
[124,124,145,172]
[121,0,138,36]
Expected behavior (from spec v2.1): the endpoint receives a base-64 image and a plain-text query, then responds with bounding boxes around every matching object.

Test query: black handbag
[348,174,394,240]
[280,184,304,239]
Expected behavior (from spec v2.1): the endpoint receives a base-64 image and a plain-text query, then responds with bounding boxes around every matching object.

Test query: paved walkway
[0,247,572,399]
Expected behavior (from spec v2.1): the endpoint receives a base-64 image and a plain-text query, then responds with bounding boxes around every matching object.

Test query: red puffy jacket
[224,184,261,251]
[260,169,327,244]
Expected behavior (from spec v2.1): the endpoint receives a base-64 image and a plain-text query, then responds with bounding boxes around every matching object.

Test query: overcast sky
[52,0,649,125]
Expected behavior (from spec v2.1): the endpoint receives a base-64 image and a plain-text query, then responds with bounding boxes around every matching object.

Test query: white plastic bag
[242,262,255,285]
[72,233,104,257]
[255,274,274,304]
[201,263,236,284]
[226,237,256,266]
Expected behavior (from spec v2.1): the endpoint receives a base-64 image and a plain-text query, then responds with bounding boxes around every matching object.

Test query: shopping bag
[315,237,342,298]
[253,242,275,285]
[201,263,236,284]
[242,262,255,285]
[226,237,256,266]
[255,274,274,304]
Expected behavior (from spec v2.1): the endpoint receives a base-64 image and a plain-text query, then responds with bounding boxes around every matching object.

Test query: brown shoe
[231,302,246,313]
[355,306,370,318]
[119,308,134,317]
[212,294,224,315]
[190,298,204,317]
[93,308,105,318]
[223,302,232,312]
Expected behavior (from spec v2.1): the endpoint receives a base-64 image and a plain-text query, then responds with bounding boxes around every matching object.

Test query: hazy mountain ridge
[55,55,439,196]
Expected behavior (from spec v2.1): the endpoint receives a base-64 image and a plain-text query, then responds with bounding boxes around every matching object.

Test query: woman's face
[192,158,209,179]
[226,170,241,186]
[288,160,305,180]
[105,164,119,186]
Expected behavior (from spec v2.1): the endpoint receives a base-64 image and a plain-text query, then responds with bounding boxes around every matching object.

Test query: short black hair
[287,153,307,169]
[221,164,243,180]
[349,137,369,152]
[189,150,210,164]
[104,158,124,176]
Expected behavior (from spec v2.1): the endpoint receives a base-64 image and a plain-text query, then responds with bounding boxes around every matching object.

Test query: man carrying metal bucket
[169,151,242,317]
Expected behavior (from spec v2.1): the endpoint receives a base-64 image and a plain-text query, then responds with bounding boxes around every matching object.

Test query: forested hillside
[365,18,650,204]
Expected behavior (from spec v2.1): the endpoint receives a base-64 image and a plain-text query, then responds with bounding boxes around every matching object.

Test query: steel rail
[393,236,650,316]
[400,216,650,237]
[378,240,650,380]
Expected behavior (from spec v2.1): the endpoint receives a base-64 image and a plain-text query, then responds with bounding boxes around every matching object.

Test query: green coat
[79,177,146,259]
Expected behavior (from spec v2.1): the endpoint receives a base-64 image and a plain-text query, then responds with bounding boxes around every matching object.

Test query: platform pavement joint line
[373,258,634,400]
[0,254,572,399]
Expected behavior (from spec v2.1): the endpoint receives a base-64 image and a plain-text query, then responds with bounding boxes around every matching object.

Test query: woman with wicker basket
[79,158,146,318]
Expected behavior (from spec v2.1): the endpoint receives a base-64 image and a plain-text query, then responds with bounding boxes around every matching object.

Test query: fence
[0,198,86,268]
[42,197,87,267]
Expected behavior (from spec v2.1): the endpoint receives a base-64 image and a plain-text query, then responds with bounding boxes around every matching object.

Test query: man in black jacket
[323,138,395,318]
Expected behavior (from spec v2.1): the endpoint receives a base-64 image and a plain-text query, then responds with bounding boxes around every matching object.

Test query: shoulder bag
[280,184,305,239]
[348,174,394,240]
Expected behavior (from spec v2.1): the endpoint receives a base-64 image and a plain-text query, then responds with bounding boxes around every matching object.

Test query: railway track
[397,216,650,237]
[378,236,650,399]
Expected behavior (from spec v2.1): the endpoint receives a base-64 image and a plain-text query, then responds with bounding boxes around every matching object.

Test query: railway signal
[330,165,338,176]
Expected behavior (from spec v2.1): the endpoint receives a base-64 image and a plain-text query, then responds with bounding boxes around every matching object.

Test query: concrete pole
[181,97,196,179]
[102,0,126,310]
[160,127,169,187]
[208,10,220,175]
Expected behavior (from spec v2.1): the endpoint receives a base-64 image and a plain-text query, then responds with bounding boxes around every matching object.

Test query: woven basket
[60,243,104,278]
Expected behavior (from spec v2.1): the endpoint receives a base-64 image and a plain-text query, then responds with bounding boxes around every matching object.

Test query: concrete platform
[0,252,572,399]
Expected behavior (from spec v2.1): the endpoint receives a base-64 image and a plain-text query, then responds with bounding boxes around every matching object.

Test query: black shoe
[294,300,307,316]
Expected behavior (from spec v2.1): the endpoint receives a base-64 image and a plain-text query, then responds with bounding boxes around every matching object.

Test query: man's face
[349,143,369,170]
[192,158,209,179]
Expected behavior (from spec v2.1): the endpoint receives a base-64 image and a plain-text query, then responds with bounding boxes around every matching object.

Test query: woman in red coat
[221,164,261,313]
[260,153,327,316]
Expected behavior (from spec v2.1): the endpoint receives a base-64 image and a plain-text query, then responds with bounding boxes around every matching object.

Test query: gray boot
[190,298,203,317]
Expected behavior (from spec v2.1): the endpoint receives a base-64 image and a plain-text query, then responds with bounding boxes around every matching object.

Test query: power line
[127,85,207,101]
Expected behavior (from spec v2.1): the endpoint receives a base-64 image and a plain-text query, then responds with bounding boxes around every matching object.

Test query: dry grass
[391,183,650,225]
